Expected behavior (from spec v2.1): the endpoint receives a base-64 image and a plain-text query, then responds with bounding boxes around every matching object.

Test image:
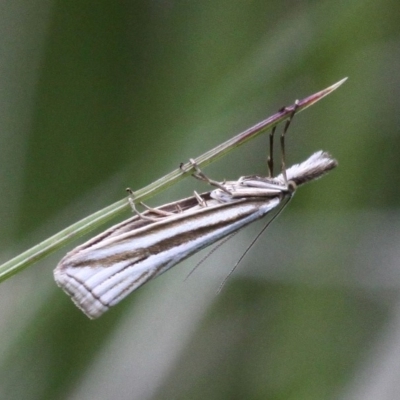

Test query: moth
[54,109,338,319]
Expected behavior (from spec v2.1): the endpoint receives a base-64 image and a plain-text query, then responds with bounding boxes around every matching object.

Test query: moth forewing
[54,194,283,319]
[54,150,337,319]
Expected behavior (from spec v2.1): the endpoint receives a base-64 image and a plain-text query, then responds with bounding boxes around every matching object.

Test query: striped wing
[54,197,281,318]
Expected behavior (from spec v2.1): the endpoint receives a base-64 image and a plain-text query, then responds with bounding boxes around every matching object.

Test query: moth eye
[288,180,297,192]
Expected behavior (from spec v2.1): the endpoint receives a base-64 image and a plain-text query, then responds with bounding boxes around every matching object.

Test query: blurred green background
[0,1,399,399]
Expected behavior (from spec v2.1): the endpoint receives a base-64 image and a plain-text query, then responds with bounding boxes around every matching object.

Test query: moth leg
[126,188,160,221]
[194,190,207,207]
[267,125,277,178]
[139,202,176,216]
[182,158,231,195]
[175,204,183,213]
[280,100,300,184]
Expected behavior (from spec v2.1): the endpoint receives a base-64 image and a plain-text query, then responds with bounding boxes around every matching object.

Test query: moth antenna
[184,232,240,281]
[217,193,293,294]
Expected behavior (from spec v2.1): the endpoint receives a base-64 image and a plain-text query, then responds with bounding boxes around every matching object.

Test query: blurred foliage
[0,1,400,399]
